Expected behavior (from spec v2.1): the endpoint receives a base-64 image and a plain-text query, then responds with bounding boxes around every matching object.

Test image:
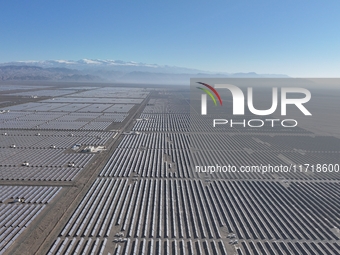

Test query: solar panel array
[0,85,150,254]
[65,87,149,99]
[47,95,340,255]
[0,186,61,255]
[1,86,339,255]
[0,129,116,181]
[6,89,78,97]
[0,111,128,130]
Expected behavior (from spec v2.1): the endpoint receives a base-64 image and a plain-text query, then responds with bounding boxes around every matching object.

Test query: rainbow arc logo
[196,82,223,106]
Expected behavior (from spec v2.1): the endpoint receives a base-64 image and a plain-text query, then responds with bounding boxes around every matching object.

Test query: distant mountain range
[0,59,289,84]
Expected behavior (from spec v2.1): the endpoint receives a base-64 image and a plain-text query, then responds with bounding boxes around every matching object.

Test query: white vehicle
[227,233,236,238]
[229,239,238,245]
[13,197,25,203]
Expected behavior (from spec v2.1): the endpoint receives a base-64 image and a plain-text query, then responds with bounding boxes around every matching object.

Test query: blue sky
[1,0,339,76]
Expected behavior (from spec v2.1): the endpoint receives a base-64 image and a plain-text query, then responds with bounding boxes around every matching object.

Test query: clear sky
[1,0,339,77]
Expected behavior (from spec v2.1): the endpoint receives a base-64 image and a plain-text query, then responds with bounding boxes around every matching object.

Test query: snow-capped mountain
[0,59,288,84]
[3,59,205,74]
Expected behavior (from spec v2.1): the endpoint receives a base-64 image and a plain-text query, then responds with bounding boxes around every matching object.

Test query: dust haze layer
[0,59,289,84]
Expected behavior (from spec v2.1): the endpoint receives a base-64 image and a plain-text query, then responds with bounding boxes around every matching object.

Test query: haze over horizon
[1,1,339,77]
[0,58,289,75]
